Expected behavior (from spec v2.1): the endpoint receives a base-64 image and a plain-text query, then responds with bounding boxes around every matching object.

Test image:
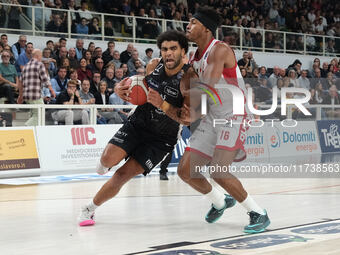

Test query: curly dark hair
[156,30,188,54]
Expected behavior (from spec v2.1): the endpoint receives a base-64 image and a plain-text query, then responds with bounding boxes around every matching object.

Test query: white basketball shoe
[78,205,96,226]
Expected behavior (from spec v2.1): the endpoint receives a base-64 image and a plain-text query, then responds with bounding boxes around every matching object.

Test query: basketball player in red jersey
[178,7,270,233]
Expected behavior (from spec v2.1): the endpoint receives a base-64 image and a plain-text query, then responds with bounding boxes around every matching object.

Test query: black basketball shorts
[109,122,175,175]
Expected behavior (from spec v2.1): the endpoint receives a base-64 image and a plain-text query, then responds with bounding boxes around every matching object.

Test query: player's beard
[166,56,182,70]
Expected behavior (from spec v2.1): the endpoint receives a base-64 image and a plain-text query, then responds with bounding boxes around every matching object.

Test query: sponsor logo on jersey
[164,86,179,98]
[112,136,124,144]
[147,78,159,89]
[152,63,163,75]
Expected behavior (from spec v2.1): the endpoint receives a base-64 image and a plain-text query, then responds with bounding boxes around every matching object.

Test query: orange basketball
[128,75,148,105]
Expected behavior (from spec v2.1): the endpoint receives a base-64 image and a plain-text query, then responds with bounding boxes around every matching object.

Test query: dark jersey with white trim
[128,59,189,144]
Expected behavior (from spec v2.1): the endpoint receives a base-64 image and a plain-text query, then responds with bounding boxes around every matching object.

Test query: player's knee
[101,147,121,168]
[114,168,130,181]
[109,169,134,189]
[113,161,143,185]
[100,152,119,168]
[177,163,191,182]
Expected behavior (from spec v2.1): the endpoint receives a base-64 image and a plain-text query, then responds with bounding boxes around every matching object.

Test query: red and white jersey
[189,39,251,119]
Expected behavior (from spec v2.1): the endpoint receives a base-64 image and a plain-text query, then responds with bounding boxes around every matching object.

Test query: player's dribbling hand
[147,88,163,108]
[114,77,132,101]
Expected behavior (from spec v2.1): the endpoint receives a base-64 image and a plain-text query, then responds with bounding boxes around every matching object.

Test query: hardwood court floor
[1,175,340,255]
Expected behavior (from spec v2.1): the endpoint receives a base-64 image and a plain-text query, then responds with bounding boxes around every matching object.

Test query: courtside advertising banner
[243,127,269,161]
[36,125,121,172]
[267,121,321,162]
[171,126,270,164]
[0,127,40,171]
[317,120,340,153]
[171,126,190,165]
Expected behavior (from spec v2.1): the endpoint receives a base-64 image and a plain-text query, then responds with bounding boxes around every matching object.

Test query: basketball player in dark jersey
[78,30,197,226]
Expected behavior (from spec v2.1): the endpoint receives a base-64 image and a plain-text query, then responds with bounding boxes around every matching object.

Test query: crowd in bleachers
[237,51,340,119]
[0,33,340,125]
[0,1,339,54]
[0,34,152,124]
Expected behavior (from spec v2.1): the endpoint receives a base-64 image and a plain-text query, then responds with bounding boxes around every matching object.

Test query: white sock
[87,201,99,211]
[96,160,109,175]
[240,195,265,215]
[205,187,225,210]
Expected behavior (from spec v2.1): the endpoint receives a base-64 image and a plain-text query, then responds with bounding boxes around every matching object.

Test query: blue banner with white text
[317,120,340,153]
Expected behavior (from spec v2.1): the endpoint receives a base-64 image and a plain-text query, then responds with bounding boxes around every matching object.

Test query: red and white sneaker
[78,205,95,226]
